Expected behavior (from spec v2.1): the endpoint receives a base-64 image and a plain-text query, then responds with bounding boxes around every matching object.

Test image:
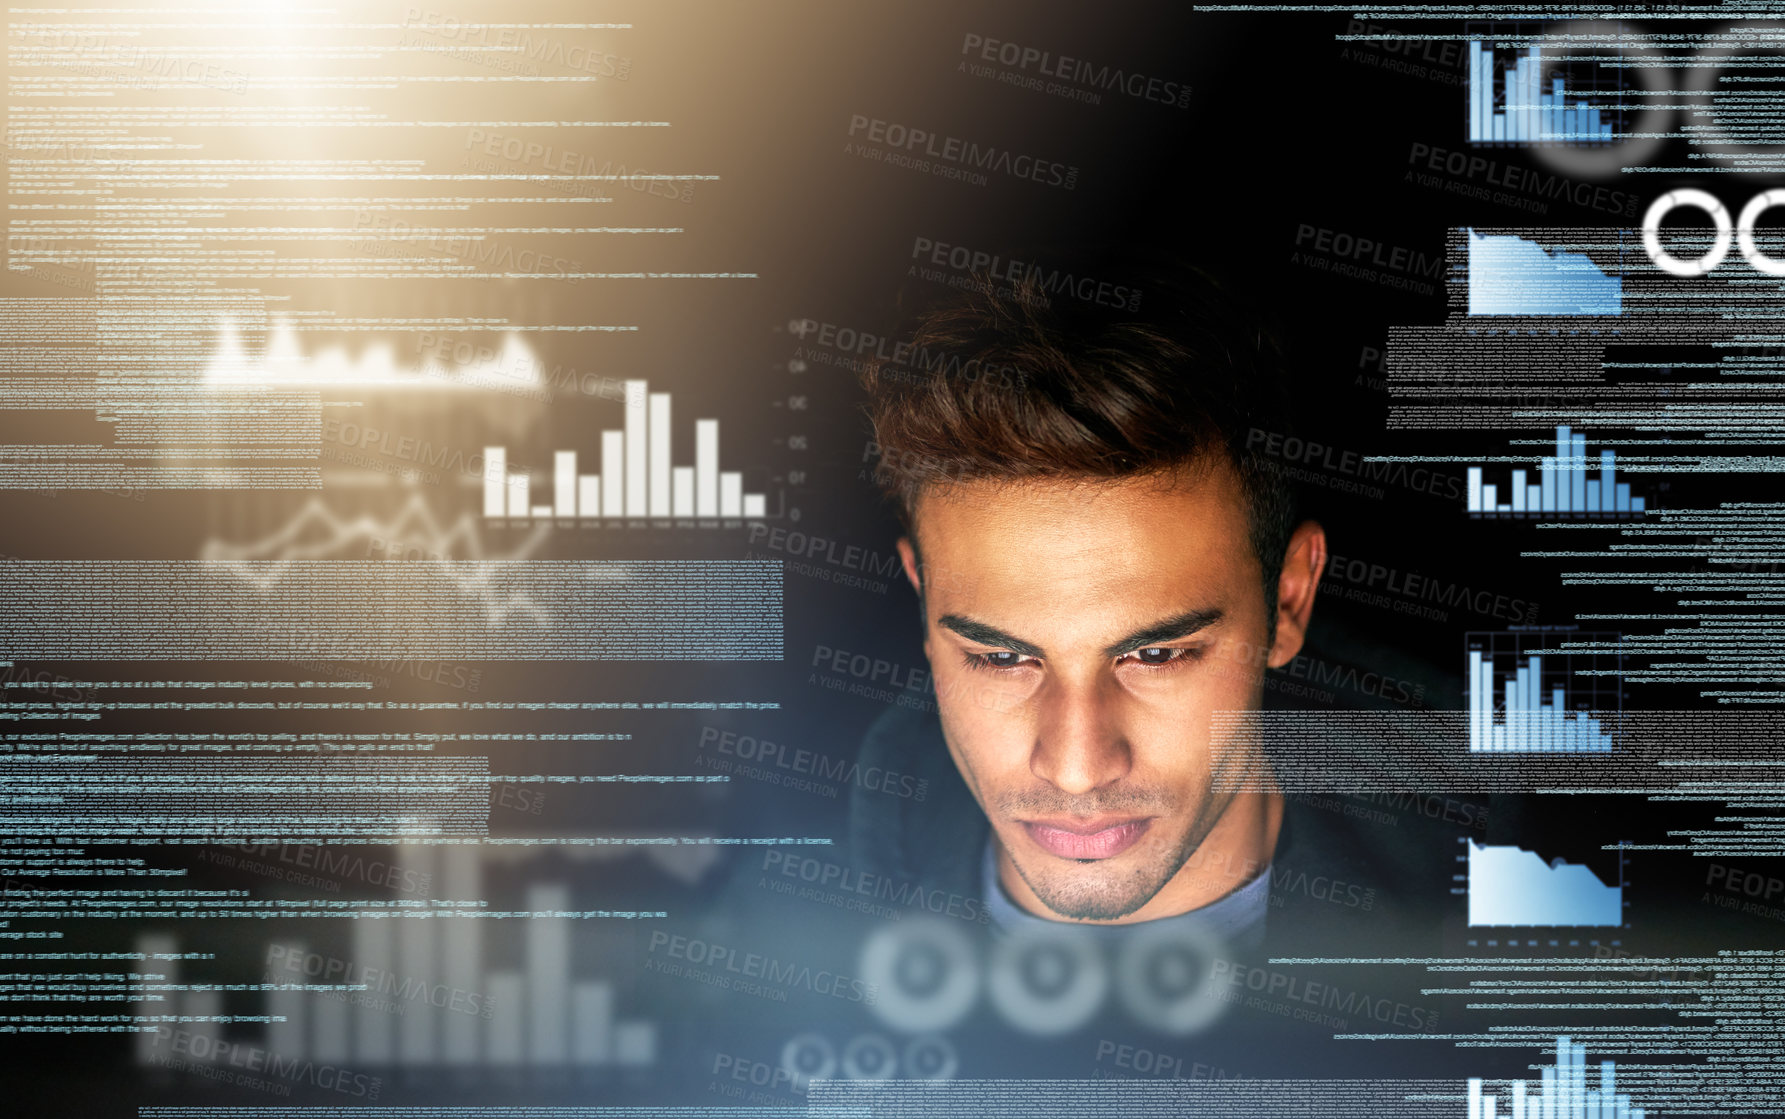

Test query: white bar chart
[142,848,660,1071]
[288,848,656,1068]
[485,379,768,521]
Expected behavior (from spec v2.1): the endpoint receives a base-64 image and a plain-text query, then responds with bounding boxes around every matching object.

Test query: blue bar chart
[1466,631,1620,752]
[1468,43,1615,145]
[1467,840,1624,927]
[1467,1036,1646,1119]
[1467,426,1644,518]
[485,378,769,521]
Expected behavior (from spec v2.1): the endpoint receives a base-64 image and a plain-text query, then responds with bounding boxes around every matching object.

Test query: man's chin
[1024,875,1156,922]
[1002,840,1170,923]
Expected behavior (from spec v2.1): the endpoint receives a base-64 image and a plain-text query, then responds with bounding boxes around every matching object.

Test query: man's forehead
[908,466,1256,631]
[910,463,1248,560]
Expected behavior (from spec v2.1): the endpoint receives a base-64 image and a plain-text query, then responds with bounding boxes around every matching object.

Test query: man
[669,262,1457,1076]
[848,262,1442,954]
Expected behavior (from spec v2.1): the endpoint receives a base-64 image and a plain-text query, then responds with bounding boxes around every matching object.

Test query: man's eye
[1129,646,1192,667]
[964,650,1033,671]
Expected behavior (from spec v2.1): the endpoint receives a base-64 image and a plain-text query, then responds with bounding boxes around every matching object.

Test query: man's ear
[896,535,932,656]
[1266,520,1327,669]
[896,535,922,597]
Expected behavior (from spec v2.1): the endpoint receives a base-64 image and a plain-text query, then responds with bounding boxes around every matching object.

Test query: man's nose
[1028,676,1133,796]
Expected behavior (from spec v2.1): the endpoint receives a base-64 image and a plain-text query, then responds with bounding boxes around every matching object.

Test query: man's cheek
[935,659,1030,715]
[1205,639,1269,694]
[937,722,1003,815]
[943,708,1028,786]
[971,680,1028,714]
[1215,633,1271,672]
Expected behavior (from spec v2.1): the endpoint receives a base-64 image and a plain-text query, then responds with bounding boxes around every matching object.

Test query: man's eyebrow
[937,609,1224,661]
[1102,608,1225,658]
[937,614,1046,659]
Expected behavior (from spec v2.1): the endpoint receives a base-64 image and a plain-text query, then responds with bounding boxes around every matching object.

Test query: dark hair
[861,257,1300,624]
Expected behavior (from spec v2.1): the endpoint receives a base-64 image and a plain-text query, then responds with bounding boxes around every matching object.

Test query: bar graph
[1467,1036,1647,1119]
[1467,840,1624,927]
[132,932,207,1066]
[1467,632,1619,753]
[484,378,769,521]
[132,932,233,1066]
[139,847,658,1070]
[1466,427,1645,518]
[1468,43,1616,145]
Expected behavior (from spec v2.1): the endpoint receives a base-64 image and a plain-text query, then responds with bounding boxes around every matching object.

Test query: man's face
[899,462,1322,923]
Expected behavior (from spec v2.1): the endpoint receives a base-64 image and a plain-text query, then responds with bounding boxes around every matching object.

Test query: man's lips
[1020,817,1151,860]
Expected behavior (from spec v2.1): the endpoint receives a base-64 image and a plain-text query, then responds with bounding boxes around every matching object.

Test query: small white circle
[902,1035,959,1080]
[985,927,1108,1035]
[859,918,979,1033]
[840,1034,899,1080]
[780,1032,836,1091]
[1738,189,1785,277]
[1114,921,1228,1035]
[1642,188,1733,277]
